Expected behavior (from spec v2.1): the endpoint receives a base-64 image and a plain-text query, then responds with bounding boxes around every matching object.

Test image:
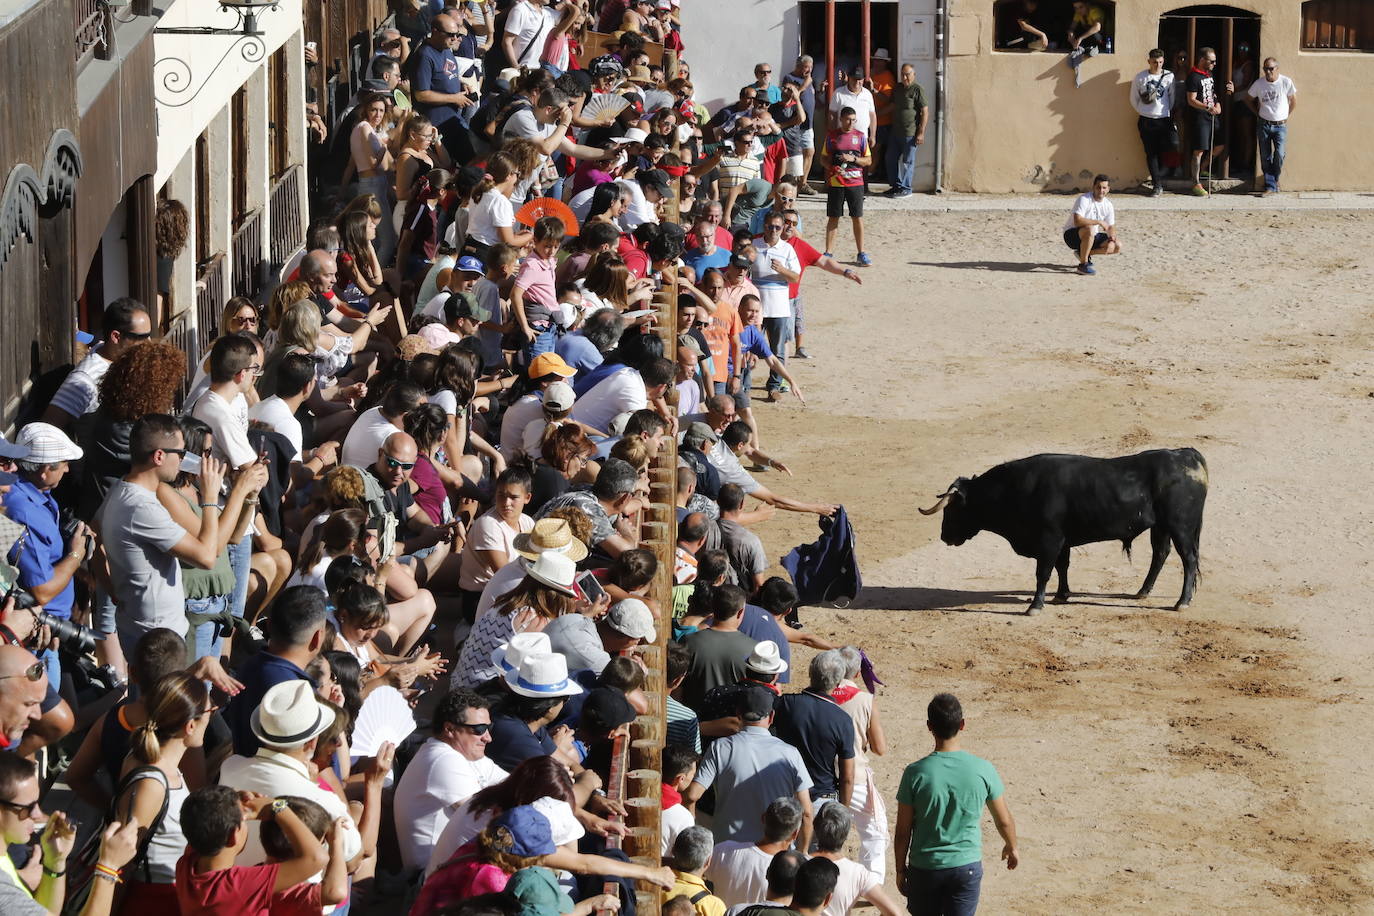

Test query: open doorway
[798,2,900,89]
[1159,5,1260,182]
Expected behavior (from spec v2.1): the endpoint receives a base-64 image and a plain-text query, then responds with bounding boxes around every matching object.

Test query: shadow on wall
[1038,56,1129,193]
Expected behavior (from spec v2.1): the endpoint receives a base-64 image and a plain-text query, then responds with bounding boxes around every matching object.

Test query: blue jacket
[781,505,862,606]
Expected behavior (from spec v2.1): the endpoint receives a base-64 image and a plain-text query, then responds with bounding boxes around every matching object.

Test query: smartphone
[577,571,607,605]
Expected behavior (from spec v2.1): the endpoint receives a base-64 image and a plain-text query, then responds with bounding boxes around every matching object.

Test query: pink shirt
[515,255,558,311]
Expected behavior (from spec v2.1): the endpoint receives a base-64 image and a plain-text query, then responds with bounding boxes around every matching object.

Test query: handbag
[63,766,171,914]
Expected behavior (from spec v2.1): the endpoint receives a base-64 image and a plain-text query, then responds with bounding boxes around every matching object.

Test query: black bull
[920,448,1208,614]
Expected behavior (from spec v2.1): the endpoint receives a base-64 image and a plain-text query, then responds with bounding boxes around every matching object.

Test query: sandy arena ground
[748,202,1374,913]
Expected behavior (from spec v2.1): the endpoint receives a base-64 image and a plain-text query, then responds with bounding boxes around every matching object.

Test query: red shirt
[825,129,869,188]
[785,236,823,298]
[617,235,650,278]
[175,854,280,916]
[761,138,788,185]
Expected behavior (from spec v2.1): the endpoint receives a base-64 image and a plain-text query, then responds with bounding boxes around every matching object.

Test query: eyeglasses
[1262,66,1276,72]
[160,447,188,459]
[198,704,220,719]
[236,314,259,325]
[122,330,154,341]
[457,722,492,735]
[758,69,771,75]
[765,224,784,232]
[783,219,799,226]
[248,364,265,377]
[0,798,39,819]
[384,456,416,470]
[0,662,43,682]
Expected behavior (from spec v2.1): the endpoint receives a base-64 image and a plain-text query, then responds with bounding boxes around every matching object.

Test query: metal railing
[74,0,109,63]
[231,209,263,299]
[166,309,201,408]
[269,166,305,267]
[195,254,226,354]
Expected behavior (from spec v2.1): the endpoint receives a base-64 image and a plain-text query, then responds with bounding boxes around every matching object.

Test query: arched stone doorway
[1159,5,1261,184]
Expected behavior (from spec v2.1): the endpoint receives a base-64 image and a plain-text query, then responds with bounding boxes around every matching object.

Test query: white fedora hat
[251,680,333,748]
[491,631,554,674]
[746,640,789,675]
[505,651,584,698]
[522,552,577,596]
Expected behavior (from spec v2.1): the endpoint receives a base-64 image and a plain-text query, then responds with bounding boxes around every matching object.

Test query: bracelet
[199,502,218,509]
[93,863,121,883]
[243,496,259,506]
[42,863,66,877]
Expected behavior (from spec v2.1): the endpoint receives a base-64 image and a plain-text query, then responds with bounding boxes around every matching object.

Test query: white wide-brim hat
[251,679,333,748]
[505,651,584,698]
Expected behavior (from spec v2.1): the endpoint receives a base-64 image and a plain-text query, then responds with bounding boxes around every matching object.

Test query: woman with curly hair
[155,198,189,311]
[78,340,187,519]
[262,279,312,345]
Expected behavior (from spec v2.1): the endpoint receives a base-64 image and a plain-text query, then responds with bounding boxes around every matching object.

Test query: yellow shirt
[671,871,727,916]
[870,71,896,126]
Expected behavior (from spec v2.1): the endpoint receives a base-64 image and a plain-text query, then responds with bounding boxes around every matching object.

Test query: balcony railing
[166,310,200,408]
[231,209,263,299]
[74,0,110,64]
[196,254,226,354]
[269,166,305,267]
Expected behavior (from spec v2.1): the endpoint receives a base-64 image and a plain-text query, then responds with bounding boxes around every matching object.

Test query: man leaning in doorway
[1185,47,1233,197]
[1245,58,1296,197]
[1130,48,1176,197]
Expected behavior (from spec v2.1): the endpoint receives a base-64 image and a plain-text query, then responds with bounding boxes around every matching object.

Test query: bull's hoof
[1133,590,1152,600]
[1173,602,1190,612]
[1051,594,1070,605]
[1026,604,1043,616]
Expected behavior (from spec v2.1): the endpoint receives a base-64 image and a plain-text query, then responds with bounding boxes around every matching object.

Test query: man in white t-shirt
[1061,174,1120,275]
[1246,58,1297,196]
[339,382,426,467]
[810,802,903,916]
[247,352,337,474]
[705,797,805,907]
[828,67,877,147]
[503,0,555,70]
[750,214,802,398]
[570,356,674,434]
[1130,49,1177,197]
[192,336,262,471]
[393,689,507,872]
[43,298,152,432]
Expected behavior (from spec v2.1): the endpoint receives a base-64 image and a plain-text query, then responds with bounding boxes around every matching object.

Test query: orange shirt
[701,297,743,380]
[871,70,896,126]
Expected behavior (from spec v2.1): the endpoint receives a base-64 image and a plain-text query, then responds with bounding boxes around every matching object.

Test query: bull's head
[919,478,978,546]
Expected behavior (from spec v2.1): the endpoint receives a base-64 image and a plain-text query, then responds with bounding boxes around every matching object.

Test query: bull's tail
[1122,539,1132,561]
[1181,448,1209,489]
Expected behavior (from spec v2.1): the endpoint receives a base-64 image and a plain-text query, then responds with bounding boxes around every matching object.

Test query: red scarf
[830,685,860,705]
[662,783,682,809]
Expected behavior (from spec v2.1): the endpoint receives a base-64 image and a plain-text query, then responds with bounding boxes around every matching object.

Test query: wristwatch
[269,798,290,817]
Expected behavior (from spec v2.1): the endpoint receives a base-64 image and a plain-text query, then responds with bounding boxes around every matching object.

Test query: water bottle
[1105,37,1113,54]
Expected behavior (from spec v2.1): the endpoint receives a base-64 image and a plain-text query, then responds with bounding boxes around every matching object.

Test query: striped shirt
[717,155,762,191]
[666,696,702,753]
[49,349,110,418]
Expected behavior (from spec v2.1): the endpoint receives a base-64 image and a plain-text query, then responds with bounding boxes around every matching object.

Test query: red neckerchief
[831,685,860,705]
[662,783,682,809]
[746,677,781,696]
[1191,67,1211,76]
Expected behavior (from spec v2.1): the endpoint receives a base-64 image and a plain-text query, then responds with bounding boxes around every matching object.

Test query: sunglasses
[236,314,259,325]
[0,798,39,819]
[384,456,417,470]
[457,722,492,735]
[160,447,189,458]
[1262,66,1276,72]
[440,29,461,37]
[122,330,154,341]
[0,661,43,682]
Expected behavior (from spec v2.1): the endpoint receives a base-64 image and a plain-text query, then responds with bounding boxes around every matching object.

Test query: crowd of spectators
[0,3,1021,915]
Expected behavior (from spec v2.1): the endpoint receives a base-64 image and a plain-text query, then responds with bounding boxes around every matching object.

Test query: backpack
[63,766,171,914]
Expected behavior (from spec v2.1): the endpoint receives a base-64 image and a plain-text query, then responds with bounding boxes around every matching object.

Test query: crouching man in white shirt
[1061,173,1121,275]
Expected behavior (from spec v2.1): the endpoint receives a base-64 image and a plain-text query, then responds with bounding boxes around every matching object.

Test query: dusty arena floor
[753,205,1374,913]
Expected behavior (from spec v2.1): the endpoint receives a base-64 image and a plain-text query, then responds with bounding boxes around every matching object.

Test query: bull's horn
[918,493,953,516]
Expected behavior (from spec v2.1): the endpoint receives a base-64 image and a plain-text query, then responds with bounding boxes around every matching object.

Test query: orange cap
[528,353,577,379]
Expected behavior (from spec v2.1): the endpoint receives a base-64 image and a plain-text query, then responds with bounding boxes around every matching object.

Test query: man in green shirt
[882,64,930,198]
[893,693,1018,915]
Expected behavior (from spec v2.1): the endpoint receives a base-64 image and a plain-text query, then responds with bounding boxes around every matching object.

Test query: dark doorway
[798,1,900,90]
[1159,5,1260,182]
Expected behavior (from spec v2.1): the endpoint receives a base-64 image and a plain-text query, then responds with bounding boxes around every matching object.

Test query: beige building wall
[942,0,1374,192]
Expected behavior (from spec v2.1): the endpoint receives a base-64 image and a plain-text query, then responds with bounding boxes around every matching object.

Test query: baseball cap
[728,252,752,270]
[737,685,775,721]
[542,381,576,412]
[638,168,672,198]
[849,64,866,79]
[491,805,557,856]
[604,598,656,641]
[455,255,485,275]
[683,421,718,445]
[445,290,480,320]
[527,353,577,379]
[0,433,30,461]
[580,687,638,736]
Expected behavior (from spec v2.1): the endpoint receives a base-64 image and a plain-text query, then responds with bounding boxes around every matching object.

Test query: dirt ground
[748,205,1374,913]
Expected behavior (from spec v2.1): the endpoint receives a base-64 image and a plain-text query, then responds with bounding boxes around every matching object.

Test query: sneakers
[822,251,834,258]
[892,189,913,198]
[1151,185,1164,197]
[794,348,811,359]
[1077,262,1096,275]
[1190,184,1209,197]
[857,252,873,266]
[798,182,818,196]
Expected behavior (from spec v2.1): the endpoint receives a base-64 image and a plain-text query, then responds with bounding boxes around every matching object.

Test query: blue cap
[455,255,485,274]
[491,805,556,856]
[75,331,95,345]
